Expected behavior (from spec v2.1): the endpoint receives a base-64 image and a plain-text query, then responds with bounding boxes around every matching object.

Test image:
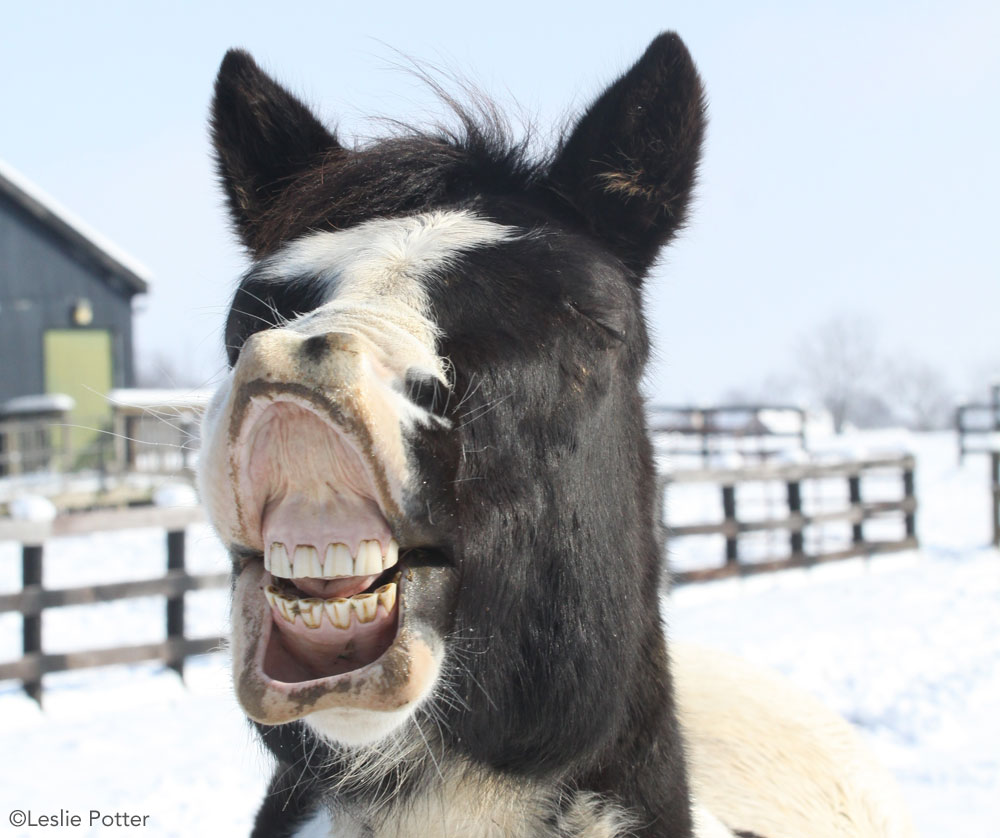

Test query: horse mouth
[262,563,401,684]
[226,398,449,728]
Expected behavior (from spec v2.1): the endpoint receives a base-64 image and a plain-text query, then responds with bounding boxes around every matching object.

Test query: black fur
[213,33,706,837]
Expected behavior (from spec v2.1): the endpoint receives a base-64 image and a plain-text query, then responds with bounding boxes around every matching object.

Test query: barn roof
[0,158,151,295]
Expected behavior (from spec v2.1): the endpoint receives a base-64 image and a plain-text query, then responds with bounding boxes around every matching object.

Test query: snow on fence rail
[649,403,807,466]
[0,506,225,705]
[658,454,918,583]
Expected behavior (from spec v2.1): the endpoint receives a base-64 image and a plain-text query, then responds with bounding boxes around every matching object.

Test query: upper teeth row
[265,539,398,579]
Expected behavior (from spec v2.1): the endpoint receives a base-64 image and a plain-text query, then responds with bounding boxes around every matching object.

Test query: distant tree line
[724,313,961,433]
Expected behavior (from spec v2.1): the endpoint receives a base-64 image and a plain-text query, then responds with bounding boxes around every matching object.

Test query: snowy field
[1,431,997,836]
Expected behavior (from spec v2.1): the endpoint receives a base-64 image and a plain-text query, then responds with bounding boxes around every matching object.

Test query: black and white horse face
[199,35,704,759]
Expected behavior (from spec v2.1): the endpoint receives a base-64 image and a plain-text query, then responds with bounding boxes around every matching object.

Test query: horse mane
[251,84,548,256]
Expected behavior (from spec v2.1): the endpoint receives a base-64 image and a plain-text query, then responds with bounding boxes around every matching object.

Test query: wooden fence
[658,455,917,584]
[955,383,1000,546]
[649,404,807,465]
[0,453,923,702]
[0,397,73,477]
[0,506,227,705]
[0,388,211,480]
[956,384,1000,464]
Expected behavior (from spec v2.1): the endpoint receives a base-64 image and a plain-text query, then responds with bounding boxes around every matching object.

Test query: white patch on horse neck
[259,210,514,394]
[673,642,916,838]
[327,761,638,838]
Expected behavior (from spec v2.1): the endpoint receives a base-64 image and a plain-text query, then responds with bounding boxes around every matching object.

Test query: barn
[0,160,150,463]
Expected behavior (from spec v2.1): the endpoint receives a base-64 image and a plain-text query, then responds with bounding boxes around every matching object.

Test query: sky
[2,0,998,404]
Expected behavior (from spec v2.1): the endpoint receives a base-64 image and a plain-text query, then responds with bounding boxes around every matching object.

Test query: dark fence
[0,506,226,705]
[649,404,807,466]
[1,453,924,702]
[955,384,1000,546]
[992,451,1000,549]
[658,455,917,584]
[956,384,1000,464]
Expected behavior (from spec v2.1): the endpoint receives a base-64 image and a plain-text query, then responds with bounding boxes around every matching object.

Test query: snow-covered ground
[1,431,996,836]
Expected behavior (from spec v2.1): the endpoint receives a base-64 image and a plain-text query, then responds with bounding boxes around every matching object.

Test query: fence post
[721,484,738,566]
[787,479,804,557]
[903,463,917,541]
[654,475,668,559]
[991,452,999,549]
[22,543,43,705]
[956,405,965,465]
[166,529,186,679]
[848,472,864,546]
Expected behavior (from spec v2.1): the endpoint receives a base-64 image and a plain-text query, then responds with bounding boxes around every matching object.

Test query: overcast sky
[2,0,997,403]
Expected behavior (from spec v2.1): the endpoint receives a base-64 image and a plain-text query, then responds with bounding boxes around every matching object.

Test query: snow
[152,482,199,509]
[0,393,75,416]
[1,431,997,836]
[107,388,214,411]
[7,495,57,522]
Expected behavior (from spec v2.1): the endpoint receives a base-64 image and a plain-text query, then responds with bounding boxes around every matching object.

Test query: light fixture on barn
[71,297,93,326]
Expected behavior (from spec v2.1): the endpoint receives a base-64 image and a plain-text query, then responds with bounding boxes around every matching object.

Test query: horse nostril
[301,334,331,362]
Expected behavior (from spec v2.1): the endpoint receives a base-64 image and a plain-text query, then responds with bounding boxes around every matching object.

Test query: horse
[197,33,915,838]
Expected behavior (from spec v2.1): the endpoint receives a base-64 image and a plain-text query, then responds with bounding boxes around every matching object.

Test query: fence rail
[659,455,917,584]
[0,505,226,704]
[649,403,807,465]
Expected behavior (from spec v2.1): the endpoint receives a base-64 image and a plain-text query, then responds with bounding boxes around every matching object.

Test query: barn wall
[0,193,138,403]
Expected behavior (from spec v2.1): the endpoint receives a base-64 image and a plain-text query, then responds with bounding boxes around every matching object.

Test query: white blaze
[258,210,515,389]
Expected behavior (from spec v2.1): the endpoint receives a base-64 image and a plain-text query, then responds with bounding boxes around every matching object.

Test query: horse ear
[211,49,341,254]
[545,33,706,279]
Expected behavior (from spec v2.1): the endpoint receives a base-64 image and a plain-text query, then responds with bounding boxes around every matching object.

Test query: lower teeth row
[266,582,397,628]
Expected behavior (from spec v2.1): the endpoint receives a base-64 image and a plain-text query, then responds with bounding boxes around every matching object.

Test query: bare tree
[882,356,955,431]
[795,314,882,433]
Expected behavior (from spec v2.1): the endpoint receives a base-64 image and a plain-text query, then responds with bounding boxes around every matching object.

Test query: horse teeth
[383,539,399,570]
[300,598,324,628]
[352,592,378,623]
[267,585,396,627]
[325,543,353,577]
[376,582,396,612]
[269,543,291,578]
[269,540,396,579]
[292,545,321,578]
[269,590,295,623]
[355,540,382,576]
[265,585,279,610]
[325,598,352,629]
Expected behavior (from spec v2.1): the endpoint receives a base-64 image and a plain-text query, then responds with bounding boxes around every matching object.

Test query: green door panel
[43,329,113,465]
